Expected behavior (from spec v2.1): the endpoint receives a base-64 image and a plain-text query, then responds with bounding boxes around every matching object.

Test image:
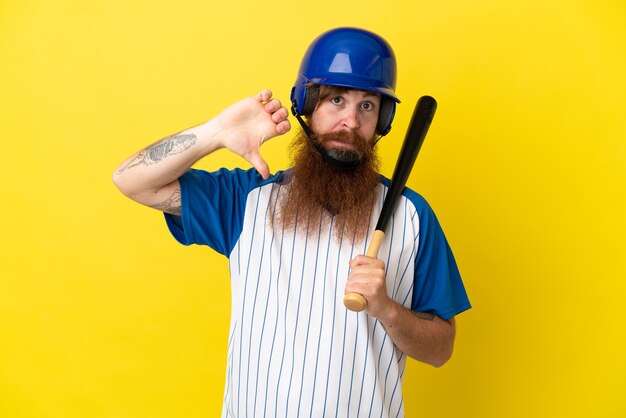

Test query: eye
[361,101,375,111]
[331,96,343,105]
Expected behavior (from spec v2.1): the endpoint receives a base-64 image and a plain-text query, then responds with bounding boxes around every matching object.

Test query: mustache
[315,130,372,150]
[314,130,374,164]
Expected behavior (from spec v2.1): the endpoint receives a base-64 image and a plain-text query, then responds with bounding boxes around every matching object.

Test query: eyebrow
[360,91,379,98]
[319,86,380,99]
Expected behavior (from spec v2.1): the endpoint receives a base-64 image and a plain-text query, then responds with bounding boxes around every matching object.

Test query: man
[113,27,470,418]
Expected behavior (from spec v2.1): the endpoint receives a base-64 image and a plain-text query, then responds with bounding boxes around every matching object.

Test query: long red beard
[273,130,380,243]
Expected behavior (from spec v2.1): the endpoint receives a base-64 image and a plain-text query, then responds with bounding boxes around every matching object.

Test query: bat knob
[343,293,368,312]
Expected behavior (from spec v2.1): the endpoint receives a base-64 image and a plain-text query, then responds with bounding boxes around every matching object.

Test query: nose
[341,106,360,130]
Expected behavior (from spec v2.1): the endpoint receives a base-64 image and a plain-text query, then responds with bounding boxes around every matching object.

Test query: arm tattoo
[379,310,436,332]
[116,133,197,173]
[413,311,436,321]
[150,189,182,216]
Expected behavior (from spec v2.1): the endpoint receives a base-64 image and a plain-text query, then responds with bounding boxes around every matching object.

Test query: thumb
[246,151,270,179]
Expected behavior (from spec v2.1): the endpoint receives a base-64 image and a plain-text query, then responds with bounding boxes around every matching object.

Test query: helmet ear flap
[377,97,396,136]
[300,85,319,115]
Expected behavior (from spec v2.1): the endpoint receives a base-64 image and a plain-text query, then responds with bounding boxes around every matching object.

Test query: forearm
[378,302,456,367]
[112,119,222,204]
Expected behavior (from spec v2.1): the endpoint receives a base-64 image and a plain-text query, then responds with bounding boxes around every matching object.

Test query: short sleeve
[164,168,268,256]
[407,192,471,319]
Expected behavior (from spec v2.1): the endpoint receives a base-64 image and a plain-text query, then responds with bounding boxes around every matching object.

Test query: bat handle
[343,230,385,312]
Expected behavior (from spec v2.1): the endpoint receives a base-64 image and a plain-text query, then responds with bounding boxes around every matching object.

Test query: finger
[345,277,386,295]
[256,89,273,103]
[348,271,383,284]
[271,107,289,123]
[346,277,372,288]
[265,98,282,113]
[276,120,291,135]
[344,282,375,298]
[350,255,384,268]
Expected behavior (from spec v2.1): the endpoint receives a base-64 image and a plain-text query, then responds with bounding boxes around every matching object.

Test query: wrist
[193,118,226,155]
[375,298,401,327]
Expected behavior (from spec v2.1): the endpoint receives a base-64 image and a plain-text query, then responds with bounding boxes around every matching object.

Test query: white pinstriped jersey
[165,168,470,418]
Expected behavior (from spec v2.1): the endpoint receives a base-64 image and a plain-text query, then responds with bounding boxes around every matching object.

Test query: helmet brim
[308,75,401,103]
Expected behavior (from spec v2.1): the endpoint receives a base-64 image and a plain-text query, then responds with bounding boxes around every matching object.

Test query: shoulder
[378,175,433,215]
[181,167,288,193]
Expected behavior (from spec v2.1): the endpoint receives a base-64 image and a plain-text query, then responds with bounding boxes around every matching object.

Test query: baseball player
[114,27,470,418]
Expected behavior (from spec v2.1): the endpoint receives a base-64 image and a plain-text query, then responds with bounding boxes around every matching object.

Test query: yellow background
[1,0,625,417]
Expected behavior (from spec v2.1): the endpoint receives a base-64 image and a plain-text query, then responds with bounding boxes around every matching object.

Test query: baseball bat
[343,95,438,312]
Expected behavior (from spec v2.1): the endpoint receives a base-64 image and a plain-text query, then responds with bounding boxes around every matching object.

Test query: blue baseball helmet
[290,27,400,136]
